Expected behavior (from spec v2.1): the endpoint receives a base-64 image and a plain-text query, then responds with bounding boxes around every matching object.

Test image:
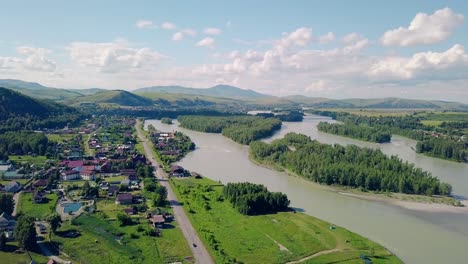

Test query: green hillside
[134,84,270,100]
[0,87,82,132]
[61,90,155,107]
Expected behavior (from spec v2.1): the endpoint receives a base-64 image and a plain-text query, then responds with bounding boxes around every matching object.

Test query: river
[146,115,468,264]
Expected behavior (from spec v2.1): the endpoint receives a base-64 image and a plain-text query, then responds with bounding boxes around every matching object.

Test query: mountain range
[1,79,467,110]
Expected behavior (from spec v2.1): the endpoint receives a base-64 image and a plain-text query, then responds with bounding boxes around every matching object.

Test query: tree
[116,213,133,226]
[0,194,14,215]
[14,215,37,250]
[0,233,6,251]
[47,214,62,234]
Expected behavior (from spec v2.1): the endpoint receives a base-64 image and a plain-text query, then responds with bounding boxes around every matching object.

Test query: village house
[80,166,97,181]
[33,190,47,203]
[4,181,22,193]
[170,165,185,177]
[33,179,49,189]
[0,212,16,239]
[115,193,133,205]
[61,170,81,181]
[150,214,165,228]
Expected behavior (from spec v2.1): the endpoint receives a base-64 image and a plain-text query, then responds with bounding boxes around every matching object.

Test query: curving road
[136,120,214,264]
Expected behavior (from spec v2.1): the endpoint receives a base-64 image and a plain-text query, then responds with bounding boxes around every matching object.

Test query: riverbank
[249,154,465,212]
[170,176,402,264]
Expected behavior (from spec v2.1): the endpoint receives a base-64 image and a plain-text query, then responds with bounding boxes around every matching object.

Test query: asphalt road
[135,120,214,264]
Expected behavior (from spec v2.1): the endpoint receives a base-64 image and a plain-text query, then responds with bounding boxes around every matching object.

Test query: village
[0,116,200,264]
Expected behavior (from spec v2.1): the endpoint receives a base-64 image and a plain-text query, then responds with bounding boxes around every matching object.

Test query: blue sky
[0,1,467,102]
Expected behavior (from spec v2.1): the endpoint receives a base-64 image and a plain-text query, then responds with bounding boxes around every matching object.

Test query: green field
[0,241,50,264]
[103,175,125,183]
[418,111,468,121]
[316,108,424,117]
[54,199,192,263]
[0,178,31,185]
[46,133,76,142]
[171,177,401,264]
[17,192,59,220]
[9,155,48,166]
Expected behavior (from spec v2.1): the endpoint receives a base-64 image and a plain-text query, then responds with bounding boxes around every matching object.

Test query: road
[135,120,214,264]
[12,191,21,217]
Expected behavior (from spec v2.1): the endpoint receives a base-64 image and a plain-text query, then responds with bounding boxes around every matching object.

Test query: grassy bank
[171,177,402,264]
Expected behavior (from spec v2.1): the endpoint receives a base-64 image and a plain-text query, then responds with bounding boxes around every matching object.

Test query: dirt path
[286,248,341,264]
[136,120,214,264]
[12,191,21,217]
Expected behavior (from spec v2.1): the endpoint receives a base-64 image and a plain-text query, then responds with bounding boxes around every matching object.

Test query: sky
[0,0,467,102]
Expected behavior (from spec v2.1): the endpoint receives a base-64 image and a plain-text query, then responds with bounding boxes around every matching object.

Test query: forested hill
[60,90,155,107]
[0,87,83,132]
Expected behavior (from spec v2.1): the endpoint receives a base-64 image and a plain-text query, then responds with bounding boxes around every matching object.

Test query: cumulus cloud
[196,37,215,48]
[0,46,56,72]
[369,44,468,80]
[318,32,335,44]
[172,29,197,41]
[67,40,166,73]
[342,32,364,44]
[381,7,464,46]
[172,32,184,41]
[204,28,222,35]
[135,20,157,29]
[161,22,176,30]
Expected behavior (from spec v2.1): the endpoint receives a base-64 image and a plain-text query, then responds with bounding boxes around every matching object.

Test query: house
[170,165,185,176]
[107,185,119,196]
[150,215,165,228]
[4,181,21,193]
[132,154,147,164]
[120,179,130,186]
[80,166,96,181]
[120,169,137,180]
[61,170,81,181]
[60,160,84,170]
[0,212,16,239]
[115,193,133,205]
[2,171,26,179]
[33,179,49,188]
[34,191,47,203]
[124,207,137,215]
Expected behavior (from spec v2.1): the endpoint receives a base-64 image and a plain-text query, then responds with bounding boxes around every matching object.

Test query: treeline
[160,117,172,124]
[256,110,304,122]
[0,132,50,159]
[178,115,282,144]
[250,133,452,196]
[317,122,391,143]
[440,121,468,129]
[223,182,290,215]
[416,138,467,162]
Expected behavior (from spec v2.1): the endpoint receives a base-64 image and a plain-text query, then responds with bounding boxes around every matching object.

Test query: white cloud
[172,32,184,41]
[318,32,335,44]
[0,46,56,72]
[342,32,363,44]
[135,20,157,29]
[381,7,464,46]
[172,29,197,41]
[182,28,197,36]
[369,44,468,80]
[204,28,222,35]
[67,40,166,73]
[161,22,176,30]
[196,37,215,48]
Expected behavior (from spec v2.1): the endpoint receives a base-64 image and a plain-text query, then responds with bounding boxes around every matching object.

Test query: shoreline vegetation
[177,115,282,145]
[249,153,464,209]
[250,132,461,207]
[170,176,402,264]
[309,110,468,163]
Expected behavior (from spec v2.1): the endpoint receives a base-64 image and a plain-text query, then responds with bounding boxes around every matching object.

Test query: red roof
[33,179,49,187]
[60,160,84,169]
[151,215,165,224]
[62,170,79,175]
[117,193,133,201]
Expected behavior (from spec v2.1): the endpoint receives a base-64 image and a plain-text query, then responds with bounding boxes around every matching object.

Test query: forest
[317,122,391,143]
[177,115,282,144]
[310,110,467,162]
[250,133,452,196]
[223,182,290,215]
[416,138,468,162]
[0,132,50,160]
